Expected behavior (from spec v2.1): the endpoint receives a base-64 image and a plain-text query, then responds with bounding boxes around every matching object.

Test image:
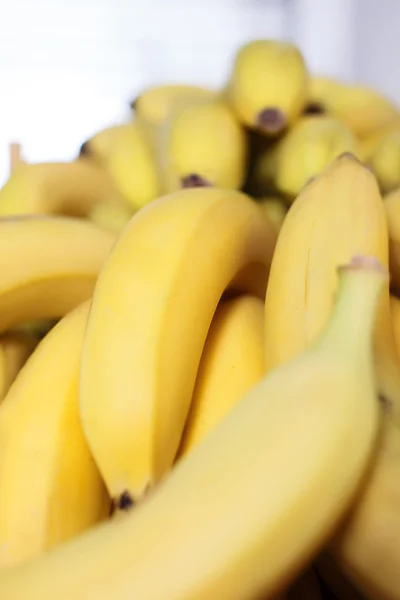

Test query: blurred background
[0,0,397,185]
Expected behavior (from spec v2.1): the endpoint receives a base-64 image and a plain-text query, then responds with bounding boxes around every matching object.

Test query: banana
[0,254,384,600]
[367,130,400,193]
[80,187,277,506]
[307,78,400,140]
[132,83,215,148]
[79,123,131,164]
[256,196,287,231]
[227,39,309,134]
[156,98,247,193]
[253,115,359,200]
[384,187,400,294]
[390,295,400,356]
[0,301,110,568]
[263,153,400,600]
[89,200,135,234]
[0,160,121,217]
[82,122,159,210]
[306,76,342,114]
[0,330,38,403]
[0,215,115,332]
[177,294,265,458]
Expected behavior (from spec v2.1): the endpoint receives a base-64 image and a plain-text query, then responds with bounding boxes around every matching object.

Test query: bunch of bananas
[0,38,400,600]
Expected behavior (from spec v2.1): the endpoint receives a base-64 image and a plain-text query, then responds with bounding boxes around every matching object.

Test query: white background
[0,0,398,185]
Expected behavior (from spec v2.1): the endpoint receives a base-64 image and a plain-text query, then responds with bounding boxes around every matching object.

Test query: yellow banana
[0,255,385,600]
[79,123,131,164]
[80,187,277,506]
[178,294,265,457]
[307,76,342,114]
[0,330,38,403]
[384,187,400,294]
[256,196,287,231]
[89,201,135,234]
[253,115,359,200]
[0,301,110,568]
[307,78,400,140]
[157,98,247,192]
[263,152,400,600]
[0,215,115,332]
[227,39,309,134]
[367,130,400,193]
[132,83,215,148]
[0,160,121,217]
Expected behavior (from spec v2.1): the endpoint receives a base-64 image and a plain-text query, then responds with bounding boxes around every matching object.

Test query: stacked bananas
[0,38,400,600]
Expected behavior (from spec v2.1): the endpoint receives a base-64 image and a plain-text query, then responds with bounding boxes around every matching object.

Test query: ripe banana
[307,78,400,140]
[263,152,400,600]
[227,39,309,134]
[0,160,121,217]
[80,187,277,506]
[79,123,131,164]
[264,153,400,420]
[0,215,115,332]
[0,330,38,402]
[0,301,110,568]
[384,187,400,294]
[82,122,159,210]
[132,83,215,149]
[307,76,341,114]
[0,255,385,600]
[156,98,247,192]
[257,196,287,231]
[367,130,400,193]
[177,294,265,458]
[89,201,135,233]
[253,115,359,200]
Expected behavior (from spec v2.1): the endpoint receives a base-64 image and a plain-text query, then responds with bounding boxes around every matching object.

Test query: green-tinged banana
[253,116,359,200]
[0,215,115,332]
[385,188,400,294]
[315,551,366,600]
[0,330,38,403]
[0,301,110,568]
[264,153,400,418]
[80,187,277,506]
[367,131,400,193]
[157,98,247,192]
[0,255,385,600]
[89,201,135,234]
[263,152,400,600]
[227,39,309,134]
[0,160,121,217]
[257,197,287,231]
[132,84,215,148]
[390,295,400,356]
[178,294,265,458]
[84,122,159,210]
[307,77,400,140]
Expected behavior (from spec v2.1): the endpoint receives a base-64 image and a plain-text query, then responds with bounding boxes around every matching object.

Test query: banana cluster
[0,38,400,600]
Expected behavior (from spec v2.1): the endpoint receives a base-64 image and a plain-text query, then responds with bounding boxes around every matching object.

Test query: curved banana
[80,187,277,507]
[0,255,384,600]
[385,188,400,294]
[0,330,38,403]
[157,98,247,192]
[178,294,265,458]
[0,160,121,217]
[307,76,341,114]
[0,301,110,568]
[253,115,359,200]
[264,153,400,419]
[307,78,400,140]
[367,130,400,193]
[132,83,215,148]
[79,123,131,164]
[0,215,115,332]
[83,122,159,210]
[227,39,309,134]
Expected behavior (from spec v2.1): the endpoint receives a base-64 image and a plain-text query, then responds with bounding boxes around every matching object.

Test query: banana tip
[181,174,212,188]
[303,102,326,116]
[256,108,286,134]
[339,254,388,276]
[78,141,90,156]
